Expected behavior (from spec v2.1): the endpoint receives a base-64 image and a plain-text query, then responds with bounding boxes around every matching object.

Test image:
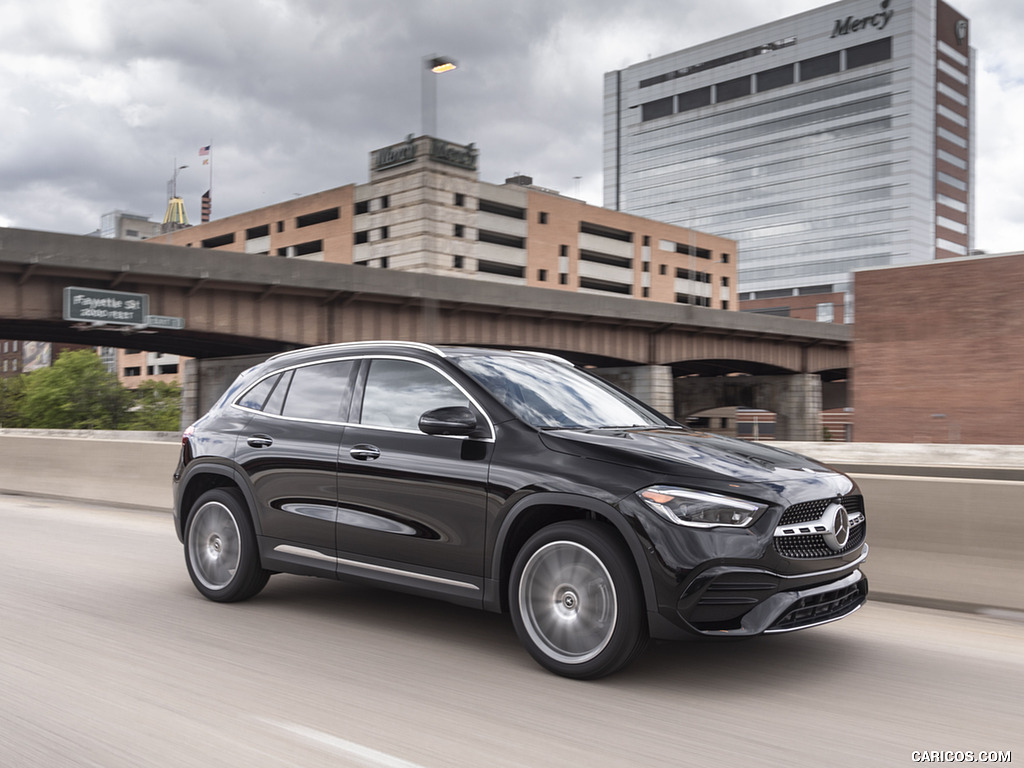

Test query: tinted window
[678,86,712,112]
[237,374,281,411]
[279,361,355,422]
[360,360,470,431]
[455,356,669,430]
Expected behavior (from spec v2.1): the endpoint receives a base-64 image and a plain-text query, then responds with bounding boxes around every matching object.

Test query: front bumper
[647,548,868,639]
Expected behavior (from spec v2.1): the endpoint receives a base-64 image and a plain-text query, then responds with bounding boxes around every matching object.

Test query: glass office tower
[604,0,973,321]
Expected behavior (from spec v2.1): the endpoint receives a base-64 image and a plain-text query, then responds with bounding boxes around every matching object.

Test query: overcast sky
[1,0,1020,253]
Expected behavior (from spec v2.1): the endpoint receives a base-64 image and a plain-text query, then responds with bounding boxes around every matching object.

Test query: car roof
[265,341,572,366]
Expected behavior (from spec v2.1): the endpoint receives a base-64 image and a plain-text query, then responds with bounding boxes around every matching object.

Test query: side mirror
[418,405,479,437]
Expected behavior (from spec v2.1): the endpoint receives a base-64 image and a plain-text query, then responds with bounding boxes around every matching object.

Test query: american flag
[199,145,210,156]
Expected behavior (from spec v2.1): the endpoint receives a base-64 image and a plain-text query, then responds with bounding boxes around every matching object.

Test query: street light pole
[421,54,457,138]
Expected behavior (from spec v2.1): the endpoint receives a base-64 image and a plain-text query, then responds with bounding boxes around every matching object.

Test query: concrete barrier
[1,432,1021,613]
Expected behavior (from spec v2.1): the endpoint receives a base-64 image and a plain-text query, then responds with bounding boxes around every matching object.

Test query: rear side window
[237,374,281,411]
[278,360,356,422]
[359,359,469,431]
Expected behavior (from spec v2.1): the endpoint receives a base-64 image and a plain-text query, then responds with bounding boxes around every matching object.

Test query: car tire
[184,488,270,602]
[510,521,648,679]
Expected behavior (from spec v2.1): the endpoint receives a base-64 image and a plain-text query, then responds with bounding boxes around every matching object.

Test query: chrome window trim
[232,353,496,441]
[273,545,480,591]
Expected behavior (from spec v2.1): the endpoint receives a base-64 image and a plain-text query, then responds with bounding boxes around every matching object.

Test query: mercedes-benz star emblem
[822,502,851,552]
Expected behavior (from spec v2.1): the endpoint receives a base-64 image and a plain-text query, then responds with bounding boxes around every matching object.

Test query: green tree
[20,349,130,429]
[124,380,182,431]
[0,374,28,428]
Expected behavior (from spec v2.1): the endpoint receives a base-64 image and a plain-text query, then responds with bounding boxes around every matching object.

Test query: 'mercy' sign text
[429,139,477,170]
[374,135,417,170]
[832,0,894,37]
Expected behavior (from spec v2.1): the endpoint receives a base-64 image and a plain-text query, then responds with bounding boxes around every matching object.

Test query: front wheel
[184,488,270,602]
[509,521,648,679]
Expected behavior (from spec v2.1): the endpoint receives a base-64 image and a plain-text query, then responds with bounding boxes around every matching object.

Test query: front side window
[455,355,669,430]
[360,359,470,431]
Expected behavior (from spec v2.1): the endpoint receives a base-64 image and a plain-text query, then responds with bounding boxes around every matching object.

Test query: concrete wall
[0,433,1020,613]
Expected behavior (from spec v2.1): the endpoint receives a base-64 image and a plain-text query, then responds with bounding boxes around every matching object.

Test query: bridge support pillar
[775,374,823,442]
[592,365,675,420]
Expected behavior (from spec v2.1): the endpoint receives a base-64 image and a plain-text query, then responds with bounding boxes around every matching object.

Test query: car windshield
[454,354,672,430]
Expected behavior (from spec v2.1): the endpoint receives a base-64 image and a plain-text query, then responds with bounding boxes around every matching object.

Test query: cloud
[0,0,1018,255]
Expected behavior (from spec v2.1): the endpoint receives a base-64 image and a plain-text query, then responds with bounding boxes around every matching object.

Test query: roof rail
[267,340,447,362]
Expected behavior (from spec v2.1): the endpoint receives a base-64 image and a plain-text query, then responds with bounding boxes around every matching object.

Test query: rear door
[234,359,357,562]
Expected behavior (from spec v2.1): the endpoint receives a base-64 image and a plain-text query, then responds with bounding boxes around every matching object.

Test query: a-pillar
[592,365,675,420]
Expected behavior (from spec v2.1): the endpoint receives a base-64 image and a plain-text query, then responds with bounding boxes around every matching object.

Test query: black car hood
[539,427,843,484]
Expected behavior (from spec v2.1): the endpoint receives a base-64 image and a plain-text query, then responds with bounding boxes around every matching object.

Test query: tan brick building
[853,252,1024,444]
[150,135,737,310]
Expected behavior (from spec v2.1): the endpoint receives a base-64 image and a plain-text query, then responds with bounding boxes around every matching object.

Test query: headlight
[637,486,767,528]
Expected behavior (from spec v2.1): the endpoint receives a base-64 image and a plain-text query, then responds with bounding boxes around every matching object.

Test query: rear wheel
[510,521,648,679]
[185,488,270,602]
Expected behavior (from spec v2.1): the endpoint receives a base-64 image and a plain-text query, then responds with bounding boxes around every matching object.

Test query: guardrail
[1,431,1021,614]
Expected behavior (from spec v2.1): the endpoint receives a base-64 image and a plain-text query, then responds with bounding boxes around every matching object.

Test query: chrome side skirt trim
[273,544,480,592]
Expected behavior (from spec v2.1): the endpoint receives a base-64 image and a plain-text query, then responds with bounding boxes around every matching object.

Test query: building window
[277,221,284,233]
[538,269,548,282]
[716,75,751,103]
[380,195,390,209]
[846,37,892,69]
[539,212,548,224]
[477,261,525,278]
[642,235,650,246]
[580,221,632,243]
[296,207,340,228]
[559,244,568,258]
[756,64,794,92]
[354,200,370,215]
[559,274,568,285]
[246,224,270,239]
[641,96,674,122]
[677,86,712,113]
[721,276,730,286]
[380,256,390,268]
[816,303,834,323]
[124,367,141,377]
[380,226,389,240]
[721,253,730,263]
[454,223,465,238]
[294,240,323,257]
[354,231,369,244]
[799,52,841,81]
[201,232,235,248]
[454,193,465,207]
[721,301,729,310]
[642,287,650,298]
[453,255,464,269]
[478,230,525,249]
[478,199,526,219]
[659,264,667,276]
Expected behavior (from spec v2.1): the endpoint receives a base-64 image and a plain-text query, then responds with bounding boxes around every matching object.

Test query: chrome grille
[774,494,866,559]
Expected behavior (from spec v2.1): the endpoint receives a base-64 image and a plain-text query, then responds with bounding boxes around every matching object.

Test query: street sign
[63,286,149,326]
[145,314,185,330]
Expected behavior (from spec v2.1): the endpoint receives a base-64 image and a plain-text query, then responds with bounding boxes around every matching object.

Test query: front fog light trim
[637,486,767,529]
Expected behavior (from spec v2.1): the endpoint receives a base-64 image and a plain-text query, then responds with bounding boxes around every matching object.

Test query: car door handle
[349,444,381,461]
[246,435,274,448]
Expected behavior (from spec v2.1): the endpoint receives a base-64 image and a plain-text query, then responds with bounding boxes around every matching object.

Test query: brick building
[150,135,738,310]
[854,251,1024,443]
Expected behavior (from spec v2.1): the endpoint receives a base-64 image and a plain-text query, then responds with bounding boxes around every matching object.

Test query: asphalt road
[0,494,1019,768]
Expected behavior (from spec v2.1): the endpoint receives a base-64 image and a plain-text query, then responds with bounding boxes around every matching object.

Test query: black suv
[173,341,867,678]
